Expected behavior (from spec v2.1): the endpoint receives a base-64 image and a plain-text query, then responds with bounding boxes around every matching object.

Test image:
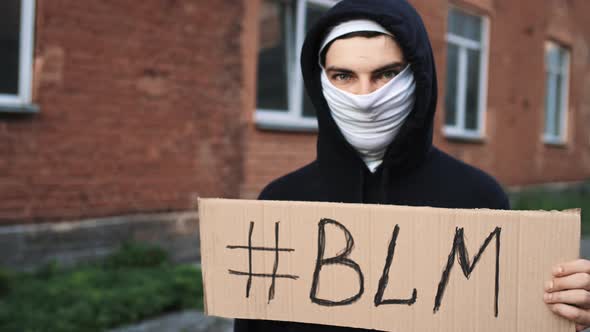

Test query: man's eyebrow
[325,66,354,73]
[372,62,406,73]
[325,62,406,73]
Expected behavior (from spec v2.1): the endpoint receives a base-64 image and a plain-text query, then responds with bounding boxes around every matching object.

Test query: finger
[576,324,590,332]
[544,289,590,308]
[549,303,590,326]
[546,273,590,292]
[553,260,590,277]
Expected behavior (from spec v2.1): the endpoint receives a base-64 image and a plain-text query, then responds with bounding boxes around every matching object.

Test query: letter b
[310,218,364,306]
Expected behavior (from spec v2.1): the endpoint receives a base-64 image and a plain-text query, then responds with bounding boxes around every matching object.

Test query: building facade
[241,0,590,197]
[0,0,588,266]
[1,0,246,225]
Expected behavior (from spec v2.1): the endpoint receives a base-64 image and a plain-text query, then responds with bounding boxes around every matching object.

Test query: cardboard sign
[199,198,580,331]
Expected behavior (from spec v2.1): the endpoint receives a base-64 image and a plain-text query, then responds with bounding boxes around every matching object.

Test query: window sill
[255,110,318,133]
[0,103,39,114]
[543,136,567,147]
[443,127,485,143]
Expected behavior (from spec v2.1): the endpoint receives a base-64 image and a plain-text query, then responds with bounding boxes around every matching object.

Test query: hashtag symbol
[227,221,299,303]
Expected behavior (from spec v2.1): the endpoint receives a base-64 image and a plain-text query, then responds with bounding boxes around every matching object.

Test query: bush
[0,269,14,296]
[0,242,203,332]
[35,261,60,280]
[104,242,169,269]
[510,184,590,234]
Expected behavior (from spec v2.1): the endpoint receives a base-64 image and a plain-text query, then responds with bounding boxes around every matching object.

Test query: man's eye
[377,70,398,81]
[333,73,352,81]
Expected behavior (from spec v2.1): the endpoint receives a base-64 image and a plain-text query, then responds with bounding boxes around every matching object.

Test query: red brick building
[241,0,590,197]
[0,0,588,266]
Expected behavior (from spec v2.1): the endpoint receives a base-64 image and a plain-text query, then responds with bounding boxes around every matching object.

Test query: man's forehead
[325,36,405,71]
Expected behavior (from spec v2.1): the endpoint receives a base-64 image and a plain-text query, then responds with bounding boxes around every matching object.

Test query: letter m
[433,227,501,317]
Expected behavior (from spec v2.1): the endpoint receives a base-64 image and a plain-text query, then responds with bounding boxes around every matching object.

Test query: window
[543,41,570,144]
[255,0,338,131]
[0,0,36,112]
[444,8,489,139]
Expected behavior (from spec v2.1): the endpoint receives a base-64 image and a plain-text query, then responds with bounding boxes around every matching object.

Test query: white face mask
[321,65,416,172]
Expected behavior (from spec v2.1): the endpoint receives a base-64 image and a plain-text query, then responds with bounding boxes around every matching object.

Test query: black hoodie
[235,0,509,331]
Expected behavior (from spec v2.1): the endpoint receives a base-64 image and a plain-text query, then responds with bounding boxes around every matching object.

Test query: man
[235,0,590,330]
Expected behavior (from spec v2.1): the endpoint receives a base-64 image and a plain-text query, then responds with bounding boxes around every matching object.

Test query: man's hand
[544,259,590,331]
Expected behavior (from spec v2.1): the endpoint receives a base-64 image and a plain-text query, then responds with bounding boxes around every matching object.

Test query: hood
[301,0,438,199]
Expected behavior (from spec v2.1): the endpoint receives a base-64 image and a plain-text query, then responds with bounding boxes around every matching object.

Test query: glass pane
[256,0,290,111]
[444,44,459,126]
[305,2,326,32]
[448,8,482,41]
[465,48,481,130]
[544,42,569,138]
[558,48,568,73]
[302,2,329,118]
[553,74,563,137]
[545,43,560,72]
[544,72,556,135]
[0,0,21,95]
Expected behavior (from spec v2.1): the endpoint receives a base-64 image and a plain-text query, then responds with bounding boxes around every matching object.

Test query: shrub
[104,241,169,269]
[510,184,590,234]
[0,242,202,332]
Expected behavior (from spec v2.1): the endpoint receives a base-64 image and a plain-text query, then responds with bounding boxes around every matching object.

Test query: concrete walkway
[108,310,232,332]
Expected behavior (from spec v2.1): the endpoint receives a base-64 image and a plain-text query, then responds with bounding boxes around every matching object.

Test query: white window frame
[255,0,339,132]
[0,0,36,112]
[443,8,489,140]
[543,41,570,145]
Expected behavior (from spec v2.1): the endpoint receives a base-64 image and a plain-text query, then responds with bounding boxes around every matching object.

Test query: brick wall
[241,0,590,198]
[434,0,590,185]
[1,0,589,226]
[0,0,246,224]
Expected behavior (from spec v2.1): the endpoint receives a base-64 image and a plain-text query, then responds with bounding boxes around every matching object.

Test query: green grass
[0,242,203,332]
[510,184,590,235]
